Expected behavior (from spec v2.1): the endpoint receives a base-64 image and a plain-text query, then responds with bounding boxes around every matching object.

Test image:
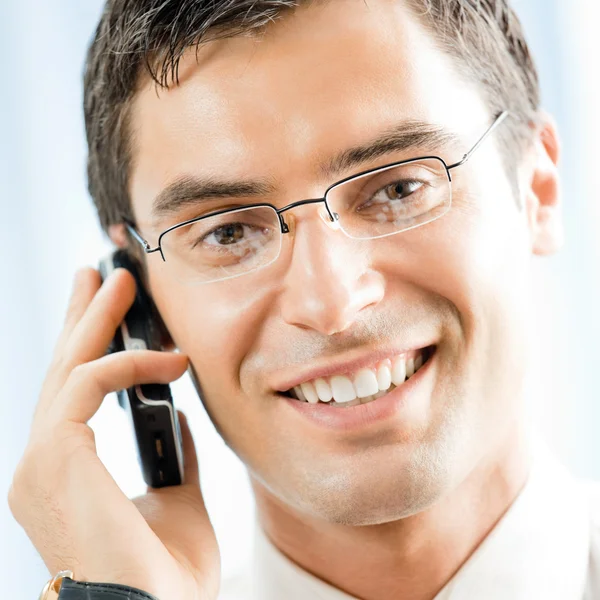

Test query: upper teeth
[291,349,427,405]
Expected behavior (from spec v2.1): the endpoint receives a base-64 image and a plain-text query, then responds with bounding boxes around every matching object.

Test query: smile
[283,346,435,407]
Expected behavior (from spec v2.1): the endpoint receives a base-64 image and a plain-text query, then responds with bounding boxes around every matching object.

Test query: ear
[108,223,129,249]
[522,111,563,256]
[158,319,177,351]
[109,223,177,350]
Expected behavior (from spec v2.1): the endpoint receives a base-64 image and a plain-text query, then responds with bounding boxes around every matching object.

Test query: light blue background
[1,1,599,598]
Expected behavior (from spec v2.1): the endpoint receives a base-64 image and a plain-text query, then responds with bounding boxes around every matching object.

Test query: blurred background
[1,0,598,598]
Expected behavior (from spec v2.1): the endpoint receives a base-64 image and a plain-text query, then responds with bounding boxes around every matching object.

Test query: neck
[252,422,532,600]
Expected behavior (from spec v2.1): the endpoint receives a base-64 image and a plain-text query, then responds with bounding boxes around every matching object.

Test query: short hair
[84,0,540,233]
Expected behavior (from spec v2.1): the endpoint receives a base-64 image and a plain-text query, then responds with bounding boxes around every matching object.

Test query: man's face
[128,0,552,524]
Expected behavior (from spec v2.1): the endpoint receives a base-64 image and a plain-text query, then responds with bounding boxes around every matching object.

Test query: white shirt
[219,442,600,599]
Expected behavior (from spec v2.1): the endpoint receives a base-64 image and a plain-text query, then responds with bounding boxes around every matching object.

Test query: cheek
[379,163,532,385]
[432,168,534,422]
[453,169,531,331]
[420,160,530,329]
[148,268,279,416]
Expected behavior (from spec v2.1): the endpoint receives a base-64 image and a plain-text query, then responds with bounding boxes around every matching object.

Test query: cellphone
[98,250,184,488]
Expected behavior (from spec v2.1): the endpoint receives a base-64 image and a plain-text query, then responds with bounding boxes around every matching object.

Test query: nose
[278,208,385,335]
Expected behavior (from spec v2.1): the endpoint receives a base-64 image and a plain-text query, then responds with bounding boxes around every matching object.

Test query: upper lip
[272,343,436,393]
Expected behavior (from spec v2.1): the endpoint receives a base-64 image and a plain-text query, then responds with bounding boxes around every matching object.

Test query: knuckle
[126,352,141,381]
[69,361,89,381]
[50,425,98,474]
[9,452,34,505]
[49,352,78,388]
[110,351,137,383]
[49,352,71,380]
[67,362,99,394]
[7,481,21,519]
[7,426,95,550]
[11,425,94,498]
[8,444,50,519]
[58,423,96,456]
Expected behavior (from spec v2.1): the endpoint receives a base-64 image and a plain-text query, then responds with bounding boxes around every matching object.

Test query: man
[8,0,600,599]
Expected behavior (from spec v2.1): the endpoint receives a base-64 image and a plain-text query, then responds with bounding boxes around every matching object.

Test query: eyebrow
[150,120,461,219]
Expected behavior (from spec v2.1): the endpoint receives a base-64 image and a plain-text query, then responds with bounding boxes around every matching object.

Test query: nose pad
[319,205,341,230]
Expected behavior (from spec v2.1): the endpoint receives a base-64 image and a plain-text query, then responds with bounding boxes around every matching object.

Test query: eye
[381,180,422,202]
[356,179,424,213]
[203,223,246,246]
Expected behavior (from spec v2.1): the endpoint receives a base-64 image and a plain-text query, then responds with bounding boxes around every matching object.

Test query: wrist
[58,579,160,600]
[39,571,160,600]
[39,570,73,600]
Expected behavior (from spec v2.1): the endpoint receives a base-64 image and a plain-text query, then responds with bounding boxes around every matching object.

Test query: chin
[274,441,457,526]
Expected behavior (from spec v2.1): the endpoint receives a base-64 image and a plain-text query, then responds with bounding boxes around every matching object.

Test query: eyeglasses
[126,111,509,285]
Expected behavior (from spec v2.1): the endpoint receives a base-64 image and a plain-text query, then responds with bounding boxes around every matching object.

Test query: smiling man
[9,1,600,599]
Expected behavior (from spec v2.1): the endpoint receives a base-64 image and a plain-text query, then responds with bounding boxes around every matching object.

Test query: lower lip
[284,348,436,432]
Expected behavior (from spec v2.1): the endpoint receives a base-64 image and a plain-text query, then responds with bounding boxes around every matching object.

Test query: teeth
[358,393,376,403]
[314,378,333,402]
[287,347,432,405]
[406,357,415,379]
[300,381,319,404]
[337,397,361,407]
[357,387,395,405]
[353,368,379,398]
[330,375,357,403]
[295,385,307,402]
[376,362,392,391]
[391,355,407,386]
[414,354,423,371]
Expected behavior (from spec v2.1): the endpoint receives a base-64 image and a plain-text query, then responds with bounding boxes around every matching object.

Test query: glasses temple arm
[447,111,510,171]
[123,219,157,253]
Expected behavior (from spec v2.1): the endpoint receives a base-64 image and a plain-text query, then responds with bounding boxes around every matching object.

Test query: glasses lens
[325,157,451,239]
[160,206,282,284]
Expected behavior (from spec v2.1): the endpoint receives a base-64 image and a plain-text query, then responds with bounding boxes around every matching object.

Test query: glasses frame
[125,111,510,263]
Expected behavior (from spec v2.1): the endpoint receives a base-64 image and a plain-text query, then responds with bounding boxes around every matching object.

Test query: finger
[35,268,101,423]
[134,409,218,581]
[61,268,136,367]
[37,269,137,422]
[57,268,102,346]
[53,351,189,425]
[51,268,102,365]
[177,411,200,487]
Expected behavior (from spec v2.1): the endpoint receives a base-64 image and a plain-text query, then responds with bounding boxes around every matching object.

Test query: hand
[8,268,220,600]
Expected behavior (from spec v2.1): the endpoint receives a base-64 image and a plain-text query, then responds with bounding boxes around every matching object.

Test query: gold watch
[38,570,74,600]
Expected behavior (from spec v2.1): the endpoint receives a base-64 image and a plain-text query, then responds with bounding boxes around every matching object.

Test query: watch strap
[58,579,160,600]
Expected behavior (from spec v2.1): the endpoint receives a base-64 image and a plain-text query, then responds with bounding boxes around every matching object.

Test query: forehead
[129,0,488,225]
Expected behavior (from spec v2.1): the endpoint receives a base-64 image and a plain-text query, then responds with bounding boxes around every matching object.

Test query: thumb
[134,410,220,586]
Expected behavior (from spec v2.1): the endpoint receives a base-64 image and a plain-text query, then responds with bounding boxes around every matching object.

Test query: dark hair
[84,0,540,234]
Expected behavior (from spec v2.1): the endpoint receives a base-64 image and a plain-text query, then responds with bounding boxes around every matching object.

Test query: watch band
[58,579,160,600]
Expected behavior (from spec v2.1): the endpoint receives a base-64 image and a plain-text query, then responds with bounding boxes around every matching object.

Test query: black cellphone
[98,250,184,488]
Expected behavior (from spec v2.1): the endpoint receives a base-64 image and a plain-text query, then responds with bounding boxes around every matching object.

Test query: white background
[1,1,599,598]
